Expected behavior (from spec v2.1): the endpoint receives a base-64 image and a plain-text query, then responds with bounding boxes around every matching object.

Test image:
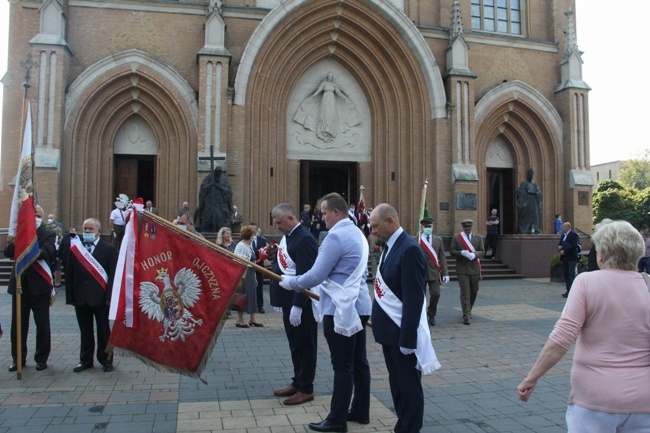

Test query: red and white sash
[457,232,481,276]
[70,237,108,290]
[33,259,53,287]
[374,268,441,374]
[419,234,441,272]
[278,235,322,321]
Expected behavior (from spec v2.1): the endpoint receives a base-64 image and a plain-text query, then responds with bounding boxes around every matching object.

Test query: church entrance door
[114,155,156,204]
[300,161,359,208]
[486,168,515,234]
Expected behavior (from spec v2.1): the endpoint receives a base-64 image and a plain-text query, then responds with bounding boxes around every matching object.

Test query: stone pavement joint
[0,279,572,432]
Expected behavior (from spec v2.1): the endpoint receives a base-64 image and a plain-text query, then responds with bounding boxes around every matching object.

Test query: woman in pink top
[518,220,650,433]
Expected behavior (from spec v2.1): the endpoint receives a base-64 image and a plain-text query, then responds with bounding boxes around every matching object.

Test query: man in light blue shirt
[280,192,371,432]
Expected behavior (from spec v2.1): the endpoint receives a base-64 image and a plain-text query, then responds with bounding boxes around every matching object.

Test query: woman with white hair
[518,220,650,432]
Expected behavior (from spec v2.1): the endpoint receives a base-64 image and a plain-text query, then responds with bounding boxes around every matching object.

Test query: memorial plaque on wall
[439,202,449,211]
[578,191,589,206]
[456,193,477,210]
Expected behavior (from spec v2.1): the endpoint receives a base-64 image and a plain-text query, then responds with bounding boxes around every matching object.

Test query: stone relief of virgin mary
[293,72,361,143]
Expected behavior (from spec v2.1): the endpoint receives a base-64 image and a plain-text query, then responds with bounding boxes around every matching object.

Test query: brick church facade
[1,0,593,237]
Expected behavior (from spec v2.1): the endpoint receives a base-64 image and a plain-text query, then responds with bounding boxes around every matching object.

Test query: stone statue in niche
[293,72,361,142]
[516,168,543,234]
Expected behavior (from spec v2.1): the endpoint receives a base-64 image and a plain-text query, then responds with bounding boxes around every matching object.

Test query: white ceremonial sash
[318,228,368,336]
[374,267,441,375]
[419,235,441,272]
[457,232,481,275]
[70,237,108,290]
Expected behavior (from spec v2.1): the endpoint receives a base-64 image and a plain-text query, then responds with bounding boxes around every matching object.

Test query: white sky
[0,0,646,167]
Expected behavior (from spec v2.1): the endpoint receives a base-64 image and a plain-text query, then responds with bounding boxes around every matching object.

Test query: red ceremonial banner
[109,213,248,380]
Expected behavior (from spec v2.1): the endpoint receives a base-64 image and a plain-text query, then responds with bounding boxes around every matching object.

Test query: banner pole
[142,211,319,301]
[418,179,428,245]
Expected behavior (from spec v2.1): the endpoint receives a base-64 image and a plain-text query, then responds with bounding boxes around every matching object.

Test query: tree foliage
[592,185,640,227]
[618,150,650,190]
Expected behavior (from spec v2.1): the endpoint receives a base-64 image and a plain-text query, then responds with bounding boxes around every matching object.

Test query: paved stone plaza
[0,279,572,433]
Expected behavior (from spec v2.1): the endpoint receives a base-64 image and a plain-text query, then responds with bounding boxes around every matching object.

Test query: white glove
[274,306,283,314]
[468,252,476,260]
[400,347,415,355]
[279,276,294,291]
[442,276,450,284]
[460,250,470,258]
[289,306,302,327]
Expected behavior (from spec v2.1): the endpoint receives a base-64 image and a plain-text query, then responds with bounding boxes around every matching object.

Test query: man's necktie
[426,235,431,243]
[379,244,389,271]
[85,243,94,254]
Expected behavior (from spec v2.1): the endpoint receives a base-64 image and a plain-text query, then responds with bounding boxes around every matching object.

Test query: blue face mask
[422,228,433,236]
[83,233,96,243]
[178,225,187,231]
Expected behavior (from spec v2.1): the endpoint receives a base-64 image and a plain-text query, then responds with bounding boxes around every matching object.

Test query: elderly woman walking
[518,219,650,432]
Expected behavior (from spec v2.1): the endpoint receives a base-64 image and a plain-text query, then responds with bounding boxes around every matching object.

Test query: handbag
[232,293,247,311]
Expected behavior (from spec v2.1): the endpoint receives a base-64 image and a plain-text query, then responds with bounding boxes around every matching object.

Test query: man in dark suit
[144,200,158,215]
[65,217,118,372]
[419,217,449,326]
[558,221,580,298]
[230,205,244,233]
[249,222,268,313]
[269,203,319,405]
[450,219,485,325]
[369,203,431,433]
[4,205,56,372]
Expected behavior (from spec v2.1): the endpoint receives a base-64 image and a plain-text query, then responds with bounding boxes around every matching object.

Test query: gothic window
[471,0,523,36]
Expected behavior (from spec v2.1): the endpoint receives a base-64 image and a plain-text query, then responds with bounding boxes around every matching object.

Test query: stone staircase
[0,253,523,287]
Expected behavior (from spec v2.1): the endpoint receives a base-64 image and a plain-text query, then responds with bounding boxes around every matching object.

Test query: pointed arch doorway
[485,137,516,234]
[300,161,359,209]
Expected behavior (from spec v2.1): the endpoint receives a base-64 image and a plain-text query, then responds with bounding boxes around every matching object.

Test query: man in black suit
[249,222,268,313]
[4,205,56,372]
[66,217,118,372]
[558,221,580,298]
[269,203,319,405]
[369,203,440,433]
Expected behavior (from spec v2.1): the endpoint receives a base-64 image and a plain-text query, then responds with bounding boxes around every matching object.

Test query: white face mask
[47,218,54,224]
[35,217,43,229]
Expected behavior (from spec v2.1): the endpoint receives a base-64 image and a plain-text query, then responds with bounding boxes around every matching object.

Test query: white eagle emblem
[139,267,204,342]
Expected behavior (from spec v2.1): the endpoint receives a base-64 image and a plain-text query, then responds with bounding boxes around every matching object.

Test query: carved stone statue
[516,168,543,234]
[196,166,232,232]
[293,72,361,142]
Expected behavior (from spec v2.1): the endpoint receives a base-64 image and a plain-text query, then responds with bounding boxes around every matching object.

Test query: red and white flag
[356,185,367,226]
[109,212,248,381]
[8,102,41,278]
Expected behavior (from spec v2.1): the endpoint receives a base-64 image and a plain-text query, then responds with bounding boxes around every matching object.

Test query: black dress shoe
[562,291,569,298]
[308,419,347,432]
[347,412,370,425]
[8,362,25,372]
[102,363,114,372]
[258,307,265,314]
[73,363,93,372]
[36,362,48,371]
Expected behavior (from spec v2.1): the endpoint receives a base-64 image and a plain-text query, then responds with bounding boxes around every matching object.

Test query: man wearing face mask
[65,218,118,372]
[174,210,204,238]
[4,205,56,372]
[419,218,449,327]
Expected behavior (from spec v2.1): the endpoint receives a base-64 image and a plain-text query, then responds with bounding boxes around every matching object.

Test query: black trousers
[282,305,318,394]
[383,345,424,433]
[485,234,498,258]
[322,315,371,424]
[11,289,51,364]
[562,259,577,293]
[74,304,112,365]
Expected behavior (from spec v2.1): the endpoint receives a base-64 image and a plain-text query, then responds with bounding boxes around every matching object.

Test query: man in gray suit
[450,219,485,325]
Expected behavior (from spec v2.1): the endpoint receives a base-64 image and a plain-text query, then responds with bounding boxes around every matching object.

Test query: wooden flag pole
[142,211,319,301]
